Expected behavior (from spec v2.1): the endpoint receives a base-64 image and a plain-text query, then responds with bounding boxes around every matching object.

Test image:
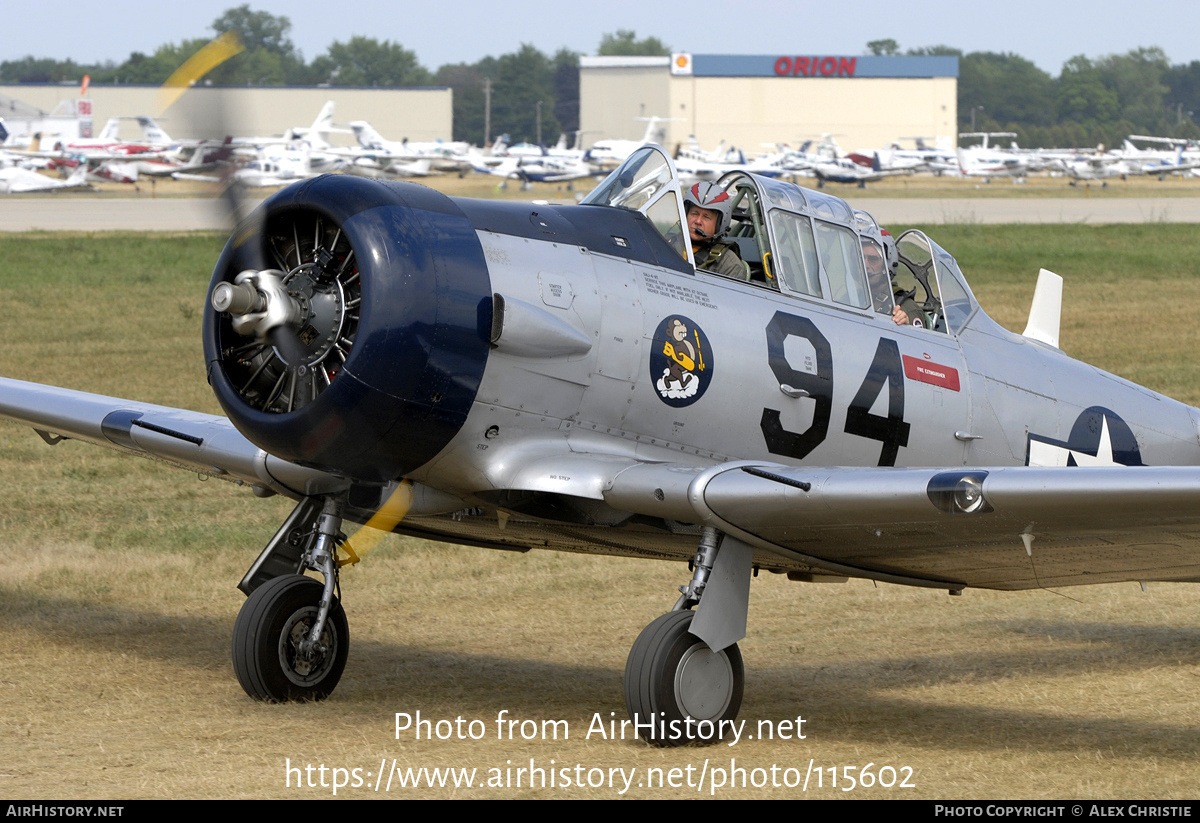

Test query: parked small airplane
[956,147,1029,182]
[1131,144,1200,178]
[5,145,1200,748]
[1052,154,1129,185]
[344,156,439,179]
[0,164,90,193]
[1051,142,1200,185]
[346,121,471,174]
[809,153,919,188]
[956,132,1031,182]
[874,137,958,176]
[44,117,124,152]
[585,116,681,167]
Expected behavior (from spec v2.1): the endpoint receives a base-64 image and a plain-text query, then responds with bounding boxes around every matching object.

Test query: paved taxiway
[0,197,238,232]
[2,196,1199,232]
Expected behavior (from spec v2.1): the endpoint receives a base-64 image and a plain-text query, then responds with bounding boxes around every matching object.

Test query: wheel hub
[674,641,734,721]
[280,606,338,684]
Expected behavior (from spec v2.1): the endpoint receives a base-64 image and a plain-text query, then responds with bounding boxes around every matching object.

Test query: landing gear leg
[623,528,753,746]
[232,495,350,702]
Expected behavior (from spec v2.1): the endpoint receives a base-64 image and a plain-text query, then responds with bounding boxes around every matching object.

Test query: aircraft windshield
[896,231,978,334]
[930,240,978,332]
[582,146,688,260]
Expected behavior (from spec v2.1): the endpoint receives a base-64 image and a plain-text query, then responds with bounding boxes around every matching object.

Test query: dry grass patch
[6,543,1200,798]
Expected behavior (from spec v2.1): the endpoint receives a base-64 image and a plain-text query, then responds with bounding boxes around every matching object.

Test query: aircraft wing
[606,461,1200,591]
[0,376,346,499]
[10,374,1200,594]
[1139,161,1200,177]
[171,172,223,183]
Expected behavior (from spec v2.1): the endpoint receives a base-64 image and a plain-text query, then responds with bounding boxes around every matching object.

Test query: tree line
[4,6,1197,149]
[0,8,666,146]
[870,39,1199,148]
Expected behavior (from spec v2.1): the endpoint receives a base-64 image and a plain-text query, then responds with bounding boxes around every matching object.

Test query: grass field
[2,225,1200,799]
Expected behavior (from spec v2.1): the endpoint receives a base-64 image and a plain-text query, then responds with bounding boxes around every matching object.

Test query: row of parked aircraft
[0,114,234,190]
[3,104,1199,193]
[671,128,1200,188]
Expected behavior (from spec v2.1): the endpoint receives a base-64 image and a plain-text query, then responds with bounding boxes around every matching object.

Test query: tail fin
[96,117,121,142]
[640,116,663,144]
[137,116,172,145]
[306,101,336,148]
[65,163,90,187]
[350,121,387,151]
[311,101,335,131]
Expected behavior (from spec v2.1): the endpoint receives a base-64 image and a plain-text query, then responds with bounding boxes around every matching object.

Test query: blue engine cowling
[203,175,493,482]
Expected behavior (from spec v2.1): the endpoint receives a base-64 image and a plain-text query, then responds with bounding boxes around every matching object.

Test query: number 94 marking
[760,311,910,466]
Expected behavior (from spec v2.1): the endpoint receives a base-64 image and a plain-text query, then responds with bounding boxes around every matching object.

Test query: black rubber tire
[232,574,349,702]
[624,611,689,728]
[623,610,743,747]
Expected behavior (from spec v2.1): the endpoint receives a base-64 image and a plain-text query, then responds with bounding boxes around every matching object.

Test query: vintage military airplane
[3,145,1200,747]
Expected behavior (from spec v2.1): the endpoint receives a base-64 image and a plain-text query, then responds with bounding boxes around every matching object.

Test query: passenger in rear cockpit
[863,232,927,328]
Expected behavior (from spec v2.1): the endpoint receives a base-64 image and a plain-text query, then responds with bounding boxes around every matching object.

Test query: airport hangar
[0,84,453,146]
[579,54,958,154]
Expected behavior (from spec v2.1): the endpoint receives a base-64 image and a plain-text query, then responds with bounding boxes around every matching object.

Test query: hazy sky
[8,0,1199,76]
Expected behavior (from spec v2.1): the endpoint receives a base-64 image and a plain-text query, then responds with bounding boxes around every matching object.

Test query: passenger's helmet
[878,229,900,272]
[683,182,734,238]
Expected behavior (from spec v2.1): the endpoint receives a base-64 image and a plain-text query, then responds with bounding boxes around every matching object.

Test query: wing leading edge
[608,461,1200,591]
[0,376,346,500]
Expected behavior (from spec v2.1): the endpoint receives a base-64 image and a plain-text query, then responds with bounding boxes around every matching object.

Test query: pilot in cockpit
[684,182,751,281]
[863,231,927,328]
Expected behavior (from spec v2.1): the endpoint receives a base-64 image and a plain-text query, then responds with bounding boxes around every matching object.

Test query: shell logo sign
[670,53,693,75]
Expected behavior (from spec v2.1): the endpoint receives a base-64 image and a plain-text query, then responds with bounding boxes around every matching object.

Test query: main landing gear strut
[232,496,350,702]
[623,527,754,747]
[228,499,757,735]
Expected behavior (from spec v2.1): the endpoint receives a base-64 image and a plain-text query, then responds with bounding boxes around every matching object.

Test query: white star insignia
[1027,415,1122,467]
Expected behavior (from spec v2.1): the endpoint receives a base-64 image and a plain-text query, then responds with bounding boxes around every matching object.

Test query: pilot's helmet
[683,182,733,238]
